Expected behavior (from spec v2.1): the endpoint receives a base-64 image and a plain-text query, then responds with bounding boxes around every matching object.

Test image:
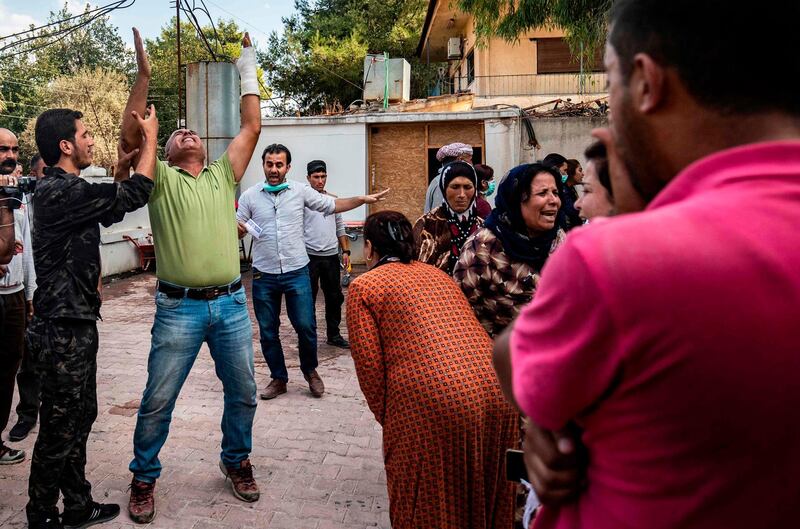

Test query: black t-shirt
[32,166,153,320]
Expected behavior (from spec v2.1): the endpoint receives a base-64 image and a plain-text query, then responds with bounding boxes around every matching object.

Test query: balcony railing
[431,72,608,98]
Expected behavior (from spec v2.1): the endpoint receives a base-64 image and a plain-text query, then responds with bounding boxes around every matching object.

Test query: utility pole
[176,0,182,126]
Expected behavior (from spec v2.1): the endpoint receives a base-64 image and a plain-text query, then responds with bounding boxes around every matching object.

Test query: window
[535,38,605,74]
[466,50,475,84]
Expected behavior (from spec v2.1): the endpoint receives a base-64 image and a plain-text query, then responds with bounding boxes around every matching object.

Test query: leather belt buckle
[203,288,219,300]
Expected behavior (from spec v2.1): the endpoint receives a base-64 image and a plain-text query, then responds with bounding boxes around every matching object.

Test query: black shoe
[62,502,120,529]
[0,442,25,464]
[326,336,350,349]
[28,516,63,529]
[9,420,35,442]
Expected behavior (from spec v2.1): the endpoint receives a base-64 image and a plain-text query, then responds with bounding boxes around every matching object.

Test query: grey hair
[164,130,180,159]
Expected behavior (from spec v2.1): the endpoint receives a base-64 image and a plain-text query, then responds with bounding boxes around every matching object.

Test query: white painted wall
[484,117,522,182]
[95,110,538,275]
[241,122,369,222]
[99,203,152,277]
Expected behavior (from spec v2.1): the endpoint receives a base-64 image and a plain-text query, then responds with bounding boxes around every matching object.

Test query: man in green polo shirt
[118,29,262,523]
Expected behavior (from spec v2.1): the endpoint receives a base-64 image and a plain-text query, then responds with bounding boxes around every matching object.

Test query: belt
[158,279,242,300]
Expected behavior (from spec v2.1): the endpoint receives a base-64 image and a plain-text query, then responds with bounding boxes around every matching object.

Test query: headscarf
[436,142,473,162]
[438,161,480,274]
[484,163,562,270]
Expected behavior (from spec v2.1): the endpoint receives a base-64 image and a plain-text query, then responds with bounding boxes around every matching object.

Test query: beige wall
[441,18,605,100]
[448,19,565,79]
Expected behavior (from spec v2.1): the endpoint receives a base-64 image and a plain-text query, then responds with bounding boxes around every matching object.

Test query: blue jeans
[251,266,318,382]
[129,284,257,483]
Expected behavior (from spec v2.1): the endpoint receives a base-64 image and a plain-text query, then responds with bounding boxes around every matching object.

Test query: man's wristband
[236,47,259,97]
[342,250,351,255]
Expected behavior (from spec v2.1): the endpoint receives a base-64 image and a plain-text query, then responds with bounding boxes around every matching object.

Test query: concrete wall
[484,117,521,183]
[97,112,602,276]
[241,122,369,222]
[519,116,608,165]
[99,201,152,277]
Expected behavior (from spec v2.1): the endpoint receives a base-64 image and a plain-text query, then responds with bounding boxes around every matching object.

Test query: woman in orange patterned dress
[346,210,519,529]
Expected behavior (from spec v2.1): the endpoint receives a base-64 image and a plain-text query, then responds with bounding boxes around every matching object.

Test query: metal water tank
[185,62,240,163]
[363,55,411,103]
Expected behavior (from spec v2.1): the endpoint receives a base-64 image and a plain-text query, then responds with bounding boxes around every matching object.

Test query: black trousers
[15,336,41,425]
[0,291,25,443]
[26,317,98,522]
[307,254,344,340]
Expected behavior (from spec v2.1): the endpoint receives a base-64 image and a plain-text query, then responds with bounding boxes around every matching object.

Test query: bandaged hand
[236,32,259,98]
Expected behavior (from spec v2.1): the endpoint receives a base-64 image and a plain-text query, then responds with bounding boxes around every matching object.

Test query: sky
[0,0,296,48]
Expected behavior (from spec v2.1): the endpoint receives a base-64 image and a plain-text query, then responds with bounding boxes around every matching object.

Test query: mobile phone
[505,449,528,482]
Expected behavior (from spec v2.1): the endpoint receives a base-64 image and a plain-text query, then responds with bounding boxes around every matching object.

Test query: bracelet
[342,250,351,255]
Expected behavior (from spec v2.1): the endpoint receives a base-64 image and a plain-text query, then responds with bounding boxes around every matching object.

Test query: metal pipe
[177,0,182,126]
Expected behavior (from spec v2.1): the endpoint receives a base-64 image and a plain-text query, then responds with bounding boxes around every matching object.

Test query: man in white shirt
[0,177,36,464]
[237,144,387,399]
[303,160,350,349]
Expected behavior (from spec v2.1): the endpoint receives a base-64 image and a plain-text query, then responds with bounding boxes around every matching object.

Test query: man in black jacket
[25,106,158,529]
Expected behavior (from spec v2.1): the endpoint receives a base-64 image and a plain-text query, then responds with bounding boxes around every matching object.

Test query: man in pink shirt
[493,1,800,528]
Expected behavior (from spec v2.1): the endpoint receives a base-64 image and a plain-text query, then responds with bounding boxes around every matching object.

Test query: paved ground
[0,268,391,529]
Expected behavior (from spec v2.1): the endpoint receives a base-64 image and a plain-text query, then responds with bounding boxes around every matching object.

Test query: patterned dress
[453,227,566,337]
[346,261,518,529]
[413,206,483,275]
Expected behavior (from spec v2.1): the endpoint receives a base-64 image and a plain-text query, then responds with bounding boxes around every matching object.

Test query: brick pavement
[0,269,390,529]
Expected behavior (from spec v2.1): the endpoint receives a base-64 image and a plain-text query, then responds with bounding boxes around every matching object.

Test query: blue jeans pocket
[233,290,247,305]
[155,292,183,310]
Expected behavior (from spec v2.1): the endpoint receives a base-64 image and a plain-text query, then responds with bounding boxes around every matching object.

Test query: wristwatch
[342,250,351,255]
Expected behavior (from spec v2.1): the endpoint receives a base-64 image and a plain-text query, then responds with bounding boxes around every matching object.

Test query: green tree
[32,3,135,77]
[260,0,437,115]
[0,3,133,136]
[19,68,130,169]
[457,0,611,68]
[145,17,264,147]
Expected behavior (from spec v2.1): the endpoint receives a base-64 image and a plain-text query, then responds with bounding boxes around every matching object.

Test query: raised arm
[131,105,158,180]
[226,32,261,182]
[113,141,140,182]
[120,28,151,152]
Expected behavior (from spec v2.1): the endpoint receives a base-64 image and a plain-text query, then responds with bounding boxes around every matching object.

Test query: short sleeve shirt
[148,154,239,287]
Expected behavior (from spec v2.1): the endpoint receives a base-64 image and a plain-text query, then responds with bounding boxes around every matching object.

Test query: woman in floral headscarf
[454,163,566,336]
[413,161,482,275]
[424,142,474,213]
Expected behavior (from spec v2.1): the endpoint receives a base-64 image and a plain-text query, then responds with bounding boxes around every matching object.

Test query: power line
[0,0,136,59]
[0,77,87,96]
[0,100,49,111]
[0,0,135,53]
[0,0,130,42]
[0,113,31,121]
[173,0,219,61]
[1,77,173,102]
[196,0,225,58]
[201,0,364,93]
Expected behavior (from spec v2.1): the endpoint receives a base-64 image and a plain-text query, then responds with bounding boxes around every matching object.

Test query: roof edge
[415,0,439,58]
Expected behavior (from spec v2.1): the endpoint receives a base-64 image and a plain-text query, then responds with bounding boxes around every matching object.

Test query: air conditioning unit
[447,37,462,60]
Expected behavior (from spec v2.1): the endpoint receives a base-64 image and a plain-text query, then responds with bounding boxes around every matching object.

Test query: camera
[0,177,36,210]
[16,176,36,194]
